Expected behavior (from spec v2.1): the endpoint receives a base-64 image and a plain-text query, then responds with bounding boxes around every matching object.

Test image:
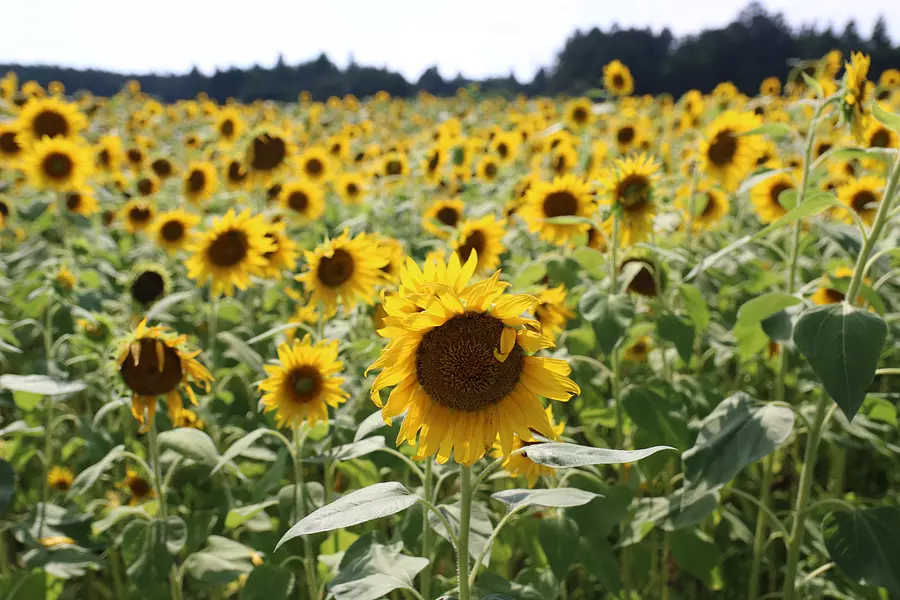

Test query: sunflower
[60,187,99,217]
[751,172,795,224]
[244,128,293,183]
[452,215,507,274]
[377,235,406,282]
[134,174,160,197]
[612,117,648,154]
[116,320,214,432]
[297,147,333,184]
[172,408,205,430]
[327,135,351,162]
[23,137,93,191]
[183,161,218,204]
[865,120,899,150]
[880,69,900,88]
[810,267,863,305]
[603,60,635,96]
[336,172,366,204]
[476,155,501,182]
[224,157,249,191]
[621,256,664,298]
[623,336,652,362]
[258,336,349,428]
[520,174,594,245]
[533,285,575,340]
[423,198,464,238]
[549,143,578,177]
[491,407,566,487]
[490,132,520,165]
[564,98,594,129]
[15,96,87,147]
[840,52,872,142]
[600,153,661,246]
[215,107,245,147]
[122,469,156,505]
[676,181,729,231]
[296,230,387,316]
[55,266,76,290]
[186,209,274,297]
[0,198,11,228]
[94,135,124,174]
[151,209,200,253]
[128,264,170,306]
[0,122,24,166]
[699,111,764,191]
[122,199,156,234]
[279,179,325,223]
[421,146,447,183]
[150,156,175,181]
[260,220,299,279]
[125,144,146,171]
[48,466,74,492]
[760,77,782,97]
[838,176,884,226]
[380,151,410,179]
[367,252,580,466]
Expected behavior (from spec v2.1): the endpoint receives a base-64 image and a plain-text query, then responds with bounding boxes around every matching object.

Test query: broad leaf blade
[524,443,674,468]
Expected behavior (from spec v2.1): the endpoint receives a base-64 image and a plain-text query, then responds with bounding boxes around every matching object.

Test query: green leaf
[211,428,276,476]
[158,428,220,466]
[623,487,720,542]
[741,122,794,139]
[121,519,173,599]
[542,215,595,226]
[622,387,690,450]
[0,459,14,516]
[491,488,599,510]
[473,572,544,600]
[579,535,620,593]
[13,391,42,412]
[823,507,900,595]
[512,261,547,289]
[523,442,674,469]
[0,374,86,397]
[736,168,790,195]
[578,292,634,354]
[572,247,607,279]
[777,188,798,211]
[862,396,897,427]
[873,102,900,134]
[164,516,187,554]
[307,437,386,463]
[793,304,887,420]
[679,284,709,331]
[241,564,295,600]
[735,293,802,328]
[353,410,388,442]
[328,533,429,600]
[567,479,633,536]
[670,528,721,587]
[6,570,46,600]
[682,393,794,490]
[427,499,494,564]
[657,314,695,362]
[184,552,249,585]
[0,421,44,437]
[761,310,793,341]
[276,482,417,548]
[144,290,196,323]
[225,500,278,529]
[539,516,579,581]
[68,445,126,498]
[91,505,149,536]
[218,332,265,374]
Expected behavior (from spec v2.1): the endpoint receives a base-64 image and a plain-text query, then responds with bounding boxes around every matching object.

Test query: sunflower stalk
[420,459,434,600]
[456,464,473,600]
[292,425,318,600]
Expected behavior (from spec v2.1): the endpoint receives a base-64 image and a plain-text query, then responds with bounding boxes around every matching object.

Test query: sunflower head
[115,320,213,432]
[751,172,795,224]
[838,175,884,226]
[840,52,872,142]
[533,285,575,340]
[600,153,661,246]
[260,219,299,279]
[150,209,199,253]
[423,198,464,239]
[258,336,349,428]
[122,468,155,505]
[63,187,99,217]
[521,174,595,245]
[183,161,218,204]
[16,96,87,146]
[0,122,24,165]
[451,215,507,274]
[128,263,170,307]
[699,111,764,191]
[244,128,293,183]
[24,137,93,191]
[279,179,325,223]
[565,98,594,129]
[48,466,74,492]
[297,147,333,183]
[760,77,782,97]
[603,60,635,96]
[623,336,653,362]
[122,199,156,234]
[677,181,730,231]
[620,255,664,298]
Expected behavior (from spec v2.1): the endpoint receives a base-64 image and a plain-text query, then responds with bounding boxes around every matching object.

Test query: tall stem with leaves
[456,465,473,600]
[420,460,434,600]
[292,426,318,600]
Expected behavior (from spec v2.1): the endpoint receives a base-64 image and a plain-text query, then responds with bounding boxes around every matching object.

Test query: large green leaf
[657,314,695,362]
[793,304,887,420]
[823,507,900,595]
[328,533,428,600]
[121,519,172,600]
[670,528,720,587]
[622,387,690,450]
[679,284,710,331]
[0,374,86,396]
[491,488,599,510]
[211,427,276,477]
[735,293,803,327]
[621,487,720,544]
[91,505,150,536]
[306,436,386,462]
[578,292,634,354]
[427,499,494,564]
[68,444,125,498]
[538,516,579,582]
[579,535,620,593]
[241,564,295,600]
[225,500,278,529]
[276,482,417,549]
[6,570,46,600]
[523,442,674,468]
[158,428,220,466]
[682,393,794,490]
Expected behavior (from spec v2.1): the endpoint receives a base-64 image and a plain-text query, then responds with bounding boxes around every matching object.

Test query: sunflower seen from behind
[186,209,274,297]
[451,214,507,274]
[151,209,200,253]
[520,174,594,245]
[259,336,349,428]
[367,251,580,466]
[600,152,661,247]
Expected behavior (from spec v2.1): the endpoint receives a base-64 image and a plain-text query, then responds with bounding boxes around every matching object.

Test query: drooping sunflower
[676,181,730,231]
[600,152,661,246]
[564,98,594,129]
[297,147,333,184]
[336,172,366,204]
[491,407,566,487]
[279,179,325,223]
[122,469,155,505]
[244,128,293,184]
[259,336,349,428]
[367,252,580,466]
[186,209,275,297]
[128,264,170,306]
[452,215,507,274]
[603,60,635,97]
[183,161,218,204]
[296,230,387,317]
[15,96,87,147]
[48,466,74,492]
[151,208,200,253]
[699,111,764,191]
[520,174,594,245]
[116,320,214,432]
[63,188,99,217]
[751,172,795,224]
[0,122,24,166]
[838,176,884,226]
[423,198,464,238]
[121,199,156,234]
[260,220,299,279]
[23,137,93,191]
[533,285,575,340]
[214,107,246,147]
[840,52,872,142]
[621,255,665,298]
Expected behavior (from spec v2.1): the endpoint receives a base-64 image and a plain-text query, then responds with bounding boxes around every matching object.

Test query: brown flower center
[128,475,152,498]
[263,232,280,260]
[151,158,172,178]
[622,259,659,297]
[131,271,166,305]
[0,131,21,155]
[249,133,287,171]
[617,126,635,145]
[288,365,323,404]
[119,338,183,396]
[288,191,309,213]
[851,190,877,213]
[317,248,355,287]
[127,148,143,164]
[221,119,235,137]
[428,150,441,172]
[346,182,359,197]
[305,157,324,177]
[612,74,625,88]
[542,191,578,217]
[436,206,460,228]
[870,128,892,148]
[42,152,74,180]
[769,182,793,206]
[137,177,155,196]
[186,170,206,194]
[456,229,486,263]
[616,174,650,208]
[129,207,152,224]
[484,162,498,179]
[32,110,69,139]
[207,230,249,267]
[161,220,185,242]
[228,161,247,183]
[415,312,524,412]
[386,159,403,176]
[823,288,846,304]
[707,129,737,166]
[65,192,82,211]
[572,107,588,125]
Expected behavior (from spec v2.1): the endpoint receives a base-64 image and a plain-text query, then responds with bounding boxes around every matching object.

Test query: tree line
[2,3,898,103]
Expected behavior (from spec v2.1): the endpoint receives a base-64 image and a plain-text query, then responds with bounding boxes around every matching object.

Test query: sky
[2,0,897,81]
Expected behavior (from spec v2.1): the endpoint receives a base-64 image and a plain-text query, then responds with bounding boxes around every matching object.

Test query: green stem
[685,164,699,250]
[469,506,526,588]
[108,547,126,600]
[456,465,473,600]
[782,394,831,600]
[38,400,53,541]
[208,294,219,369]
[421,460,433,600]
[748,455,774,600]
[147,416,167,521]
[292,426,318,600]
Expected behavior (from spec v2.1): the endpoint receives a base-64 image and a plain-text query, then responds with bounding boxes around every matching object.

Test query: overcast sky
[2,0,896,81]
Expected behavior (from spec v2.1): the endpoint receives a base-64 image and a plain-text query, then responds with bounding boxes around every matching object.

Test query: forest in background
[2,3,899,102]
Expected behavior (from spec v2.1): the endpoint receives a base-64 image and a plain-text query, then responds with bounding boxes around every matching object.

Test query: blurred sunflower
[151,209,200,253]
[0,199,11,228]
[336,172,366,204]
[128,264,170,306]
[423,198,464,238]
[676,182,729,231]
[865,120,899,150]
[279,179,324,223]
[476,155,501,182]
[215,107,245,147]
[149,156,175,181]
[172,408,205,430]
[367,252,580,466]
[63,188,99,217]
[381,151,410,179]
[224,157,250,191]
[135,174,160,197]
[15,96,87,146]
[260,220,299,279]
[94,135,124,174]
[838,176,883,226]
[48,466,74,492]
[810,267,864,305]
[699,111,763,191]
[603,60,635,96]
[491,407,566,487]
[521,174,594,245]
[533,285,575,340]
[183,161,218,204]
[490,132,520,165]
[259,336,349,428]
[245,128,293,183]
[760,77,782,97]
[125,144,146,171]
[116,320,213,431]
[297,147,333,184]
[421,146,447,183]
[376,235,405,282]
[452,215,507,274]
[612,118,648,154]
[0,122,24,166]
[623,336,653,362]
[564,98,594,129]
[122,199,156,234]
[23,137,92,191]
[121,469,155,505]
[621,255,664,297]
[751,172,795,224]
[840,52,872,142]
[296,230,387,316]
[600,152,661,246]
[186,209,274,297]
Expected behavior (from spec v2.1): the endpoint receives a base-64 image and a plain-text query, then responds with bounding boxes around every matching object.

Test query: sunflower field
[1,50,900,600]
